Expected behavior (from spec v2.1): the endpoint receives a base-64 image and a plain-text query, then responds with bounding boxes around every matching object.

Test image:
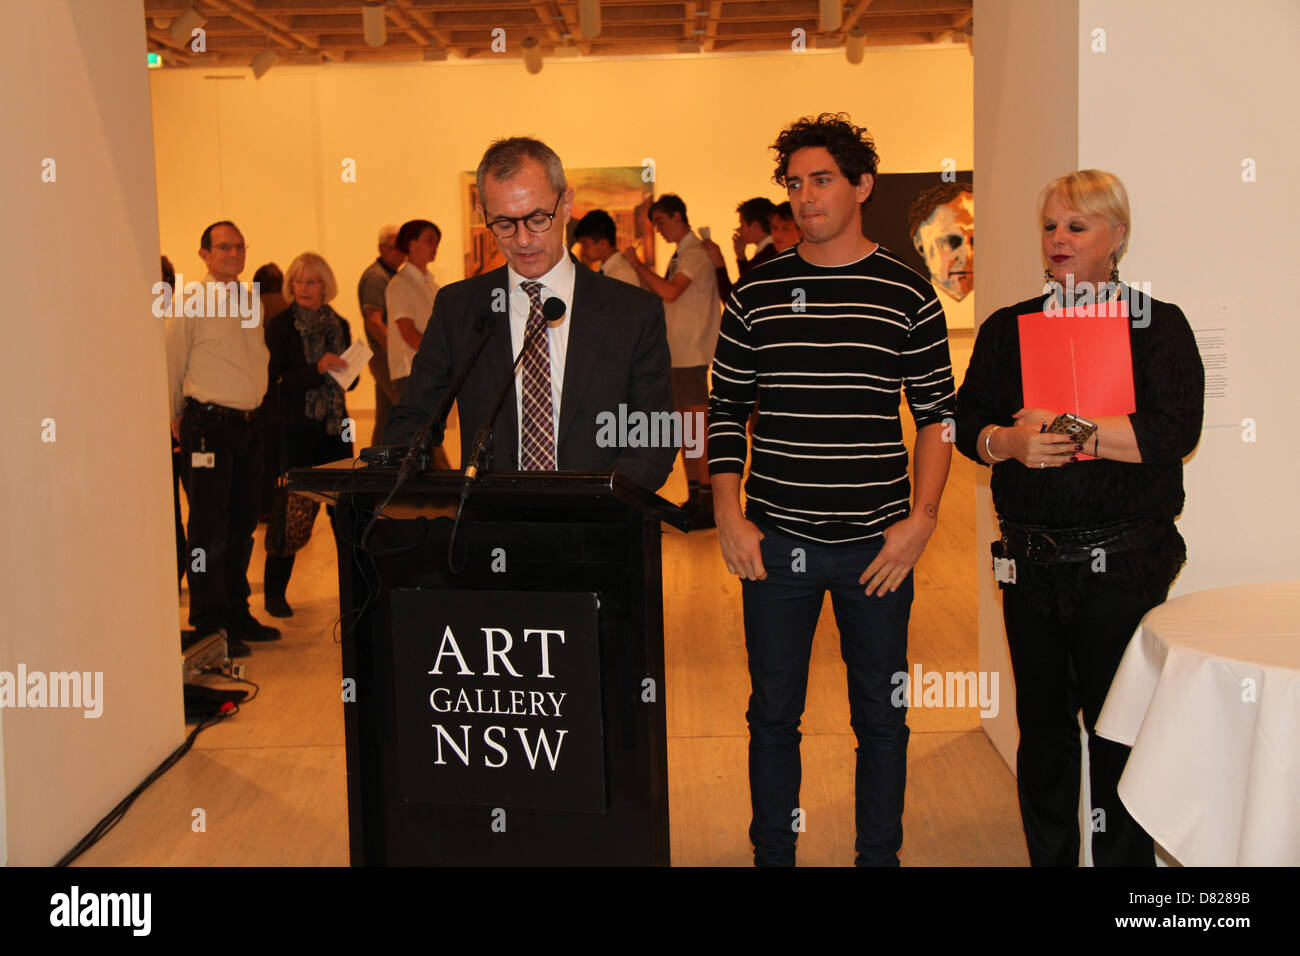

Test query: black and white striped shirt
[707,246,955,544]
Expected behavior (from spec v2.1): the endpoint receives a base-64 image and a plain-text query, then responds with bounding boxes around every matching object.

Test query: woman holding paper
[954,170,1204,866]
[263,252,358,617]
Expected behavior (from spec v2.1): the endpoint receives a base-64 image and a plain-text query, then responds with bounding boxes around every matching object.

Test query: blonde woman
[263,252,356,617]
[954,170,1204,866]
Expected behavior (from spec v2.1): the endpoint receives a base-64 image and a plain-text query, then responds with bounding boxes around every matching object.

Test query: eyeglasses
[211,243,247,253]
[484,193,563,239]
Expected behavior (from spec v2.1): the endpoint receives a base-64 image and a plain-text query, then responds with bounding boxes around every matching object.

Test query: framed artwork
[460,166,655,278]
[863,171,974,304]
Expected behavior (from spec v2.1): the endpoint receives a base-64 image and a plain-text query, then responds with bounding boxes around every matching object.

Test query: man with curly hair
[708,114,956,866]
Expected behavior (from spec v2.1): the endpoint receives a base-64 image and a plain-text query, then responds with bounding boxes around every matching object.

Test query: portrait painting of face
[913,192,974,301]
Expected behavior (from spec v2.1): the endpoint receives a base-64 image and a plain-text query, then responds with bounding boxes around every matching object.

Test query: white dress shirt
[663,231,721,368]
[165,273,269,417]
[506,254,576,467]
[600,250,641,287]
[386,262,440,380]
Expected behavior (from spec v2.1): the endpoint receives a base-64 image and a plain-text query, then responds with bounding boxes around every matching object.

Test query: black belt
[186,397,259,422]
[998,518,1165,564]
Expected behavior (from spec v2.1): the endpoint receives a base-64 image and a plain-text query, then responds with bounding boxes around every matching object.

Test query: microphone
[462,295,566,482]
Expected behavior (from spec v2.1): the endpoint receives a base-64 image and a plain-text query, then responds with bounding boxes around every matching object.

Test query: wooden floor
[74,330,1029,867]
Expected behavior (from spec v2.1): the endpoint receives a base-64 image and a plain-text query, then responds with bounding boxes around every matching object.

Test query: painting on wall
[460,166,655,278]
[862,171,974,304]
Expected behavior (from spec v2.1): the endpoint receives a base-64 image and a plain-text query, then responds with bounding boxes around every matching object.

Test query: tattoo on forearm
[923,503,937,519]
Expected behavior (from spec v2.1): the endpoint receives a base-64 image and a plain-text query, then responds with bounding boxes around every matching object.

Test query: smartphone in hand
[1046,412,1098,445]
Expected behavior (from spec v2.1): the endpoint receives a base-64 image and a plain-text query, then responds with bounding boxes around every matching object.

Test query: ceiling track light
[251,47,280,79]
[522,35,543,74]
[362,1,388,48]
[578,0,601,41]
[819,0,843,33]
[169,5,206,47]
[846,26,866,64]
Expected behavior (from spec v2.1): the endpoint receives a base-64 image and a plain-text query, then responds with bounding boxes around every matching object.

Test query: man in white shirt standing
[623,194,721,527]
[386,218,441,395]
[573,209,641,287]
[165,221,279,656]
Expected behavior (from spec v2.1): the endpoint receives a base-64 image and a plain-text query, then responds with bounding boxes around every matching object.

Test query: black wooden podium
[289,462,687,866]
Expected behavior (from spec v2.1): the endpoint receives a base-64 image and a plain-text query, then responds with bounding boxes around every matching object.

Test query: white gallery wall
[1076,0,1300,596]
[974,0,1300,765]
[0,0,183,864]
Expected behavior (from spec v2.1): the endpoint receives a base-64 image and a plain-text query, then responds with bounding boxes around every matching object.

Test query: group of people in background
[162,111,1203,867]
[569,194,803,527]
[164,225,362,655]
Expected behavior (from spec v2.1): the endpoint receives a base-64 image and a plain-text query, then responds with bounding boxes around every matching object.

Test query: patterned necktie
[518,280,555,471]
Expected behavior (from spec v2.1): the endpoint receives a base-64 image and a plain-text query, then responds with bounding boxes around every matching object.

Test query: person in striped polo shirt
[708,113,956,866]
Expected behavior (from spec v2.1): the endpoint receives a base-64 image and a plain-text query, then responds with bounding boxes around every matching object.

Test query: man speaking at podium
[385,137,675,492]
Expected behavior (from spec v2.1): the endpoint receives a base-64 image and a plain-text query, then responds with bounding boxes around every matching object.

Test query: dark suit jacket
[384,260,676,492]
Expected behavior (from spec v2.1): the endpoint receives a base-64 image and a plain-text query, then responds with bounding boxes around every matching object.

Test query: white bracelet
[985,425,1008,463]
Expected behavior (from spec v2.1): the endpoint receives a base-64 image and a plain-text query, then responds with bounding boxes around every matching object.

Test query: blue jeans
[741,523,913,866]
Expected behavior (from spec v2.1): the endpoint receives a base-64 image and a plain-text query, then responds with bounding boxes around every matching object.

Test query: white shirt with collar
[506,254,576,467]
[600,250,641,288]
[663,231,721,368]
[386,261,440,380]
[751,235,775,258]
[164,272,269,417]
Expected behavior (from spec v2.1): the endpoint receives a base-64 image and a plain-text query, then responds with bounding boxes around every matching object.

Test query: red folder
[1018,303,1135,459]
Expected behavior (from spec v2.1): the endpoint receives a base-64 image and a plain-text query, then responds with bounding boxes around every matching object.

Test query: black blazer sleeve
[954,306,1016,466]
[383,281,459,447]
[607,292,675,491]
[339,317,359,393]
[1129,301,1203,463]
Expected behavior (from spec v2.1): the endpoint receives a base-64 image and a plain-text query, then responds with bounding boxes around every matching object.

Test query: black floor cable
[53,669,259,867]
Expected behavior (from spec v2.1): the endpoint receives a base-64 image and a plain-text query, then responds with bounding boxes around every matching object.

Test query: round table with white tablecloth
[1095,580,1300,866]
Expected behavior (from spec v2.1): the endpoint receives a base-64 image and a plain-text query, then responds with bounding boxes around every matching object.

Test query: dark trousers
[368,349,401,448]
[372,381,393,448]
[1001,575,1160,866]
[179,402,263,635]
[741,523,913,866]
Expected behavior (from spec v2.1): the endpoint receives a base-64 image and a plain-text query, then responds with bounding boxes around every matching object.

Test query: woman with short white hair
[263,252,356,617]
